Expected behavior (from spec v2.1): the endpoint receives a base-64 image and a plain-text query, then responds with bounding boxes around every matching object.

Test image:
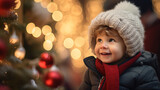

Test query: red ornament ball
[0,0,17,17]
[0,85,10,90]
[39,53,54,68]
[44,71,63,88]
[0,39,7,60]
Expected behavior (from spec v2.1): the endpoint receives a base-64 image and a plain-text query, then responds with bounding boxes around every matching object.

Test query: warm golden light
[63,38,74,49]
[9,31,19,44]
[43,40,53,51]
[41,0,51,8]
[4,23,9,32]
[71,5,82,16]
[14,46,26,60]
[15,0,21,9]
[32,27,41,38]
[75,37,85,47]
[47,2,58,13]
[42,25,52,35]
[155,1,160,15]
[56,47,70,60]
[86,1,102,21]
[59,1,72,12]
[71,48,81,60]
[72,59,84,69]
[45,33,56,42]
[55,22,62,31]
[87,1,102,13]
[34,0,42,3]
[26,22,35,34]
[52,11,63,21]
[59,22,73,35]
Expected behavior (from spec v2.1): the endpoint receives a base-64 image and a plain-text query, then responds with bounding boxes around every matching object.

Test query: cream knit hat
[88,1,144,56]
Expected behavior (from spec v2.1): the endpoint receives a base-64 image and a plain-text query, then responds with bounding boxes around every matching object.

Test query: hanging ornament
[9,30,19,44]
[30,79,37,87]
[0,0,17,17]
[31,65,39,79]
[50,65,59,71]
[39,53,54,69]
[14,42,26,60]
[0,39,7,60]
[44,71,63,88]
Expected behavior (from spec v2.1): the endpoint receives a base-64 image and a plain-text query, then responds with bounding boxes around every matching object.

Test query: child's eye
[97,38,102,42]
[109,38,115,42]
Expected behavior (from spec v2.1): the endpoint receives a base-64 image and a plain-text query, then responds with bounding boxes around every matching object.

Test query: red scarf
[95,52,141,90]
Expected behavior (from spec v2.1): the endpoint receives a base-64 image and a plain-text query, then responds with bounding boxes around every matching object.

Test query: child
[79,1,160,90]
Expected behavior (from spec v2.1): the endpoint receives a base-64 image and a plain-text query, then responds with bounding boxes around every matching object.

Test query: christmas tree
[0,0,64,90]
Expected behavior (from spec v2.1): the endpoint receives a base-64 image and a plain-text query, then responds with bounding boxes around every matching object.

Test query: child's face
[94,30,126,64]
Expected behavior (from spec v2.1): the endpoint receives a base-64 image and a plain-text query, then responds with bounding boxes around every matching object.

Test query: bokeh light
[55,22,61,31]
[63,38,74,49]
[15,0,21,9]
[43,40,53,51]
[52,11,63,21]
[34,0,42,3]
[42,25,52,35]
[71,48,81,60]
[58,1,72,12]
[45,33,56,42]
[4,23,9,32]
[47,2,58,13]
[71,4,82,16]
[26,22,36,34]
[59,21,74,35]
[86,1,102,21]
[72,59,84,69]
[32,27,41,38]
[75,37,85,47]
[41,0,51,8]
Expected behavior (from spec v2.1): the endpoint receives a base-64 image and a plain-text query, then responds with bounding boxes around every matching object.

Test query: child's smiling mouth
[100,52,112,55]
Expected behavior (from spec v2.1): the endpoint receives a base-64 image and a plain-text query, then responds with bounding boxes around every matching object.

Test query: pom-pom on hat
[88,1,144,56]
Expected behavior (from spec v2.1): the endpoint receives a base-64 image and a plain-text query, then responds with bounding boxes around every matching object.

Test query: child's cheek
[94,44,99,55]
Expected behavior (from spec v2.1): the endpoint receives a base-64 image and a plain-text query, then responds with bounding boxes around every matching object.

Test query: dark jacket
[79,51,160,90]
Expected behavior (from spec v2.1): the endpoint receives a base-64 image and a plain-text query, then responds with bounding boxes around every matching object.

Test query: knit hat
[88,1,144,56]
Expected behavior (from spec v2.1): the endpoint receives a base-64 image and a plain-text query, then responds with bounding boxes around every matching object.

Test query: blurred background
[0,0,160,90]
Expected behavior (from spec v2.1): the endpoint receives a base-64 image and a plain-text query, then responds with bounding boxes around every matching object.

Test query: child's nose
[100,42,108,49]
